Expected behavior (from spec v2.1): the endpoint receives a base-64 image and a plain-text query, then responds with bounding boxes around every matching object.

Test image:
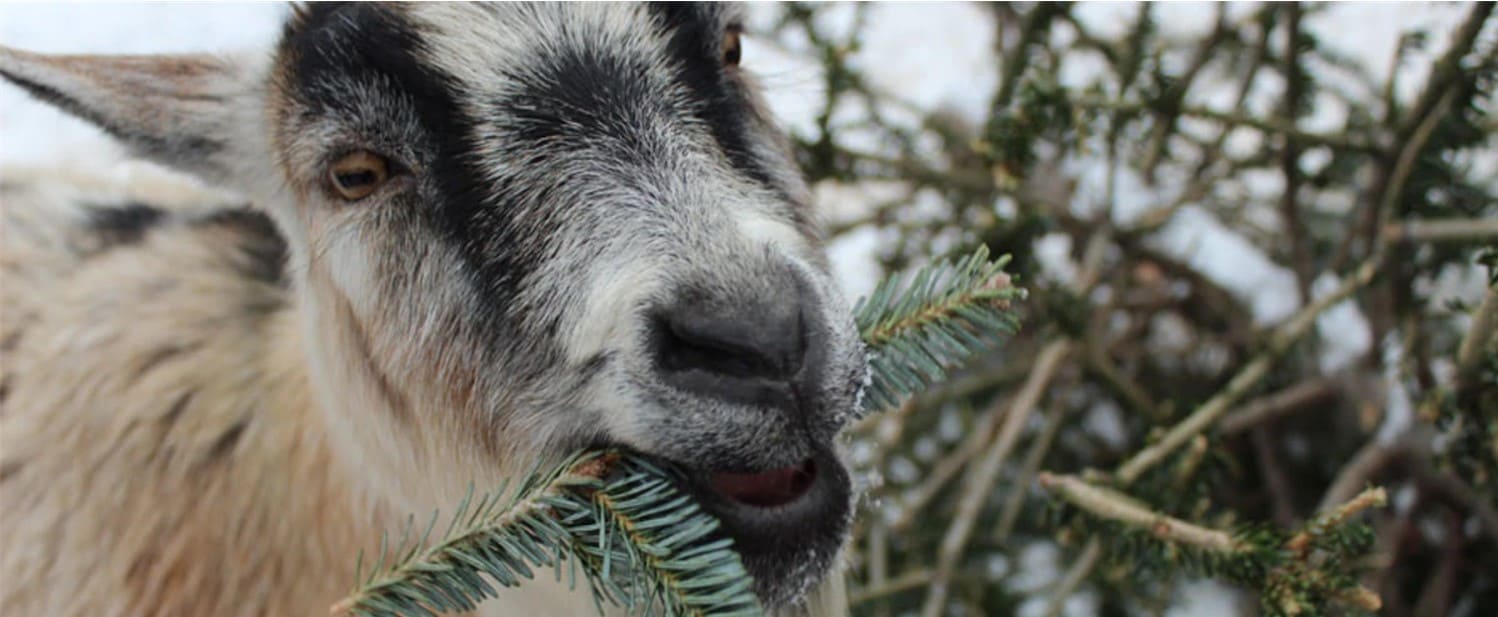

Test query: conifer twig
[856,245,1023,413]
[1038,473,1242,552]
[1292,487,1388,554]
[1042,476,1388,614]
[332,451,760,617]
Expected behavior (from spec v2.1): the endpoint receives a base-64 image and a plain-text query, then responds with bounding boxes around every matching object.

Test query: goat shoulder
[0,166,388,616]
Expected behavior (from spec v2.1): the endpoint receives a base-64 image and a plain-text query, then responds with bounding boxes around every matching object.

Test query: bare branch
[1116,256,1383,484]
[1383,219,1498,245]
[918,340,1073,617]
[1219,378,1340,435]
[1042,539,1103,617]
[1038,473,1242,553]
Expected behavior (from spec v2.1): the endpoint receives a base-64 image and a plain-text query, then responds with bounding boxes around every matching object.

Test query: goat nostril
[653,301,805,385]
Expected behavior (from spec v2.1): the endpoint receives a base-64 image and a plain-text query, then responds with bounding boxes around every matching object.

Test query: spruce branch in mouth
[332,246,1022,617]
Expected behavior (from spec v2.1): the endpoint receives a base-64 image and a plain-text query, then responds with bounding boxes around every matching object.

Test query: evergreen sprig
[332,247,1022,616]
[333,450,759,617]
[855,244,1024,413]
[1049,483,1388,617]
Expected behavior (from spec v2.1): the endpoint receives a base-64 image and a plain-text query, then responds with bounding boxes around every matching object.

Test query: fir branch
[1043,474,1388,617]
[855,244,1024,413]
[332,453,604,617]
[332,450,759,617]
[334,247,1024,617]
[1290,487,1388,554]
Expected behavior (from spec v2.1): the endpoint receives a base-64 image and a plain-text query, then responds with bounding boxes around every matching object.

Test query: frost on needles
[330,246,1022,617]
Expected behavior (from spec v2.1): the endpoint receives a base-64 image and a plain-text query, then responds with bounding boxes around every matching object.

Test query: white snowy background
[0,3,1486,616]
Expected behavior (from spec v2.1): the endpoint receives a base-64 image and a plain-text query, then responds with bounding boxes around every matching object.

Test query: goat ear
[0,46,267,184]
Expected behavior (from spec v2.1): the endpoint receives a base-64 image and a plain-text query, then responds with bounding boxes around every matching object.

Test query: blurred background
[2,3,1494,616]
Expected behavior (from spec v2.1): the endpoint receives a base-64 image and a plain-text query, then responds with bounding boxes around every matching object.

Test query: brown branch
[1320,439,1405,515]
[1253,427,1298,527]
[1279,2,1314,304]
[1218,377,1340,435]
[1038,473,1243,552]
[1084,336,1167,422]
[1409,455,1498,542]
[1078,98,1380,153]
[865,520,891,617]
[1042,539,1103,617]
[1394,2,1494,141]
[1456,283,1498,385]
[1411,512,1463,617]
[1382,218,1498,245]
[1116,255,1383,484]
[917,340,1073,617]
[1416,281,1497,420]
[850,568,934,606]
[1140,3,1231,178]
[993,3,1069,109]
[994,394,1071,543]
[886,393,1007,532]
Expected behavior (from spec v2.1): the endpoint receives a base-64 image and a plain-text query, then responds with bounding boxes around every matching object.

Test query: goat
[0,4,865,615]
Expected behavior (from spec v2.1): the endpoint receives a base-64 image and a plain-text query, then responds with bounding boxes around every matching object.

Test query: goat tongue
[708,460,815,508]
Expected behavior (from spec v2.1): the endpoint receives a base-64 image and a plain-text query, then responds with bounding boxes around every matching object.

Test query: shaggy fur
[0,4,861,615]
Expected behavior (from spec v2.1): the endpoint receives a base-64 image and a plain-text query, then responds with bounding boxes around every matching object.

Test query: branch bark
[1038,473,1242,552]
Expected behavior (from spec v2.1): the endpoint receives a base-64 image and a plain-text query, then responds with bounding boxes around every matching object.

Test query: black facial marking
[647,3,779,192]
[502,44,656,150]
[281,4,796,341]
[190,208,288,287]
[84,202,165,249]
[281,4,546,352]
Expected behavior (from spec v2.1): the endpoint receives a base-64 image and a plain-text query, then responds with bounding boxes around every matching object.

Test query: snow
[1165,579,1244,617]
[1154,205,1301,324]
[1313,273,1374,373]
[852,2,998,126]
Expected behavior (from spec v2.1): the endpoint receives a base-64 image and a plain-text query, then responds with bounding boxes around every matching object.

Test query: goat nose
[653,290,807,404]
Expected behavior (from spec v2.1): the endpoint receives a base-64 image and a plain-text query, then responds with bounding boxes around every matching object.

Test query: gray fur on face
[271,3,866,608]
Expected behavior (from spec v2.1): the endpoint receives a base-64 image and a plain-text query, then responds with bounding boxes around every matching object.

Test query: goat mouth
[707,459,817,508]
[677,446,852,607]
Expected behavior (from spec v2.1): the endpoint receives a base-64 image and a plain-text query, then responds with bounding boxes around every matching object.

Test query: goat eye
[722,28,742,67]
[328,150,389,201]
